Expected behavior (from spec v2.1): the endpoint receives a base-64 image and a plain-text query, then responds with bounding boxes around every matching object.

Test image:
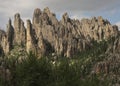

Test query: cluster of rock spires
[0,7,119,57]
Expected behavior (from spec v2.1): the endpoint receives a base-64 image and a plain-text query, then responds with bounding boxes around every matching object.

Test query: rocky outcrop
[0,8,119,57]
[14,13,26,46]
[0,19,14,54]
[92,32,120,75]
[26,20,36,53]
[93,53,120,76]
[6,19,14,53]
[26,20,46,57]
[0,30,6,54]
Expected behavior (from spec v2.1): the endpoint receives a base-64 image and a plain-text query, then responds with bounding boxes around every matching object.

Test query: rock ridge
[0,8,119,57]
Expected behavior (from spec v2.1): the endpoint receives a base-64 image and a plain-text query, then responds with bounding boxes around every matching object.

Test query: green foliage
[12,52,53,86]
[0,40,111,86]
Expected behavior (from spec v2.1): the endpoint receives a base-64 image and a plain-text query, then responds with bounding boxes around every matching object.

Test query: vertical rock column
[26,20,36,53]
[14,13,26,46]
[6,18,14,53]
[32,8,42,38]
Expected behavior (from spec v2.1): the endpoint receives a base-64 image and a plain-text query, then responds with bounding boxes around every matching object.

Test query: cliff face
[0,7,119,57]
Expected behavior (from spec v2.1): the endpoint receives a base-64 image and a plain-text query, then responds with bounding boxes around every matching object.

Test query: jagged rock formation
[6,19,14,53]
[26,20,36,53]
[14,13,26,46]
[26,20,46,57]
[0,7,119,57]
[0,19,14,54]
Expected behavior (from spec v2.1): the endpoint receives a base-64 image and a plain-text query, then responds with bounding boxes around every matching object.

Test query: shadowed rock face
[0,8,119,57]
[6,19,14,53]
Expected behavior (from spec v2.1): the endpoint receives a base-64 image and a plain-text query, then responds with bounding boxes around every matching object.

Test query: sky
[0,0,120,30]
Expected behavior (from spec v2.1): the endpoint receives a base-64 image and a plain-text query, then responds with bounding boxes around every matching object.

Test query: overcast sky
[0,0,120,29]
